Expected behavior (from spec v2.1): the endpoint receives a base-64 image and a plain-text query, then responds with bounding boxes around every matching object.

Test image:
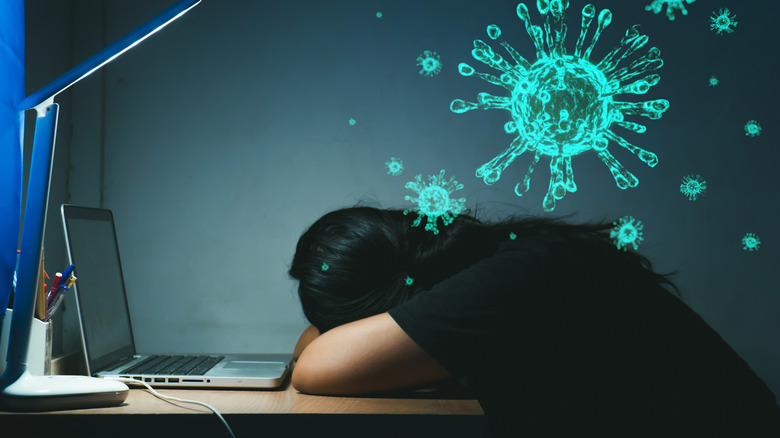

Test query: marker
[61,264,75,281]
[65,274,77,288]
[47,272,62,302]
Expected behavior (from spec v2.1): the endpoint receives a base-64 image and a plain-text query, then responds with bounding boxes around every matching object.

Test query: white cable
[109,377,236,438]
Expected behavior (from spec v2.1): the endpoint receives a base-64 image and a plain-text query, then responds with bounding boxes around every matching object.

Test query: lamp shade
[0,0,24,316]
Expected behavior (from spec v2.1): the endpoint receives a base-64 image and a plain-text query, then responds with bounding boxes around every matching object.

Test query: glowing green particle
[376,11,383,18]
[509,232,517,240]
[385,157,404,176]
[744,120,762,137]
[487,24,501,40]
[321,262,329,271]
[348,118,356,125]
[680,174,707,201]
[742,233,761,252]
[404,169,466,235]
[417,50,442,77]
[452,2,668,212]
[405,276,414,286]
[645,0,695,21]
[708,76,719,87]
[710,8,737,35]
[611,216,644,251]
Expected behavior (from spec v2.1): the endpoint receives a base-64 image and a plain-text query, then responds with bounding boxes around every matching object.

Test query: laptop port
[168,378,179,383]
[144,378,152,382]
[154,378,165,383]
[133,376,142,381]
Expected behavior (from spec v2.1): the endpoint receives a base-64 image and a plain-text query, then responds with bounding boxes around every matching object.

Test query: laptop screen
[61,205,136,374]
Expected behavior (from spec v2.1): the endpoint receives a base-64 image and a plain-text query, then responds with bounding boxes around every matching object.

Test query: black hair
[288,206,679,333]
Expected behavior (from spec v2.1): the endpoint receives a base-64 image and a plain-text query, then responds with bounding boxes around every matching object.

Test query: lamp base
[0,371,128,411]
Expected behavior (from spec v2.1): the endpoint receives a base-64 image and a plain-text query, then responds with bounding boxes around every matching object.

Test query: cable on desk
[108,377,236,438]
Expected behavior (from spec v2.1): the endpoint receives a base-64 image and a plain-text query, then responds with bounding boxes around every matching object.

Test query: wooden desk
[2,379,486,438]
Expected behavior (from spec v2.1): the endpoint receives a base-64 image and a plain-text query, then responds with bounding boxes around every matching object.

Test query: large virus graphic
[610,216,644,251]
[680,174,707,201]
[645,0,695,21]
[404,170,466,235]
[742,233,761,252]
[744,120,762,137]
[451,1,669,212]
[385,157,405,176]
[710,8,737,35]
[417,50,443,77]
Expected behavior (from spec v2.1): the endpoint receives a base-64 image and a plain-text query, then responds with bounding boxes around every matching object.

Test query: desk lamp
[0,0,200,411]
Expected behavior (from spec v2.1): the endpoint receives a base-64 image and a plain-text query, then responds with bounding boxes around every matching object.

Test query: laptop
[60,204,292,388]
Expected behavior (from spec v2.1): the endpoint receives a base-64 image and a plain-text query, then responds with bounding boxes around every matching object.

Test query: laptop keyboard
[119,355,225,376]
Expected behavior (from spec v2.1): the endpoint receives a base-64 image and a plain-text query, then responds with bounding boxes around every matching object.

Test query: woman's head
[287,206,497,332]
[288,205,679,332]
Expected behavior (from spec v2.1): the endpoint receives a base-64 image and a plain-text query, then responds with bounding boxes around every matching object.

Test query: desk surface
[14,379,484,416]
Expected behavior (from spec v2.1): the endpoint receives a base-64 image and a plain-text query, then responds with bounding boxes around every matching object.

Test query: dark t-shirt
[388,234,780,437]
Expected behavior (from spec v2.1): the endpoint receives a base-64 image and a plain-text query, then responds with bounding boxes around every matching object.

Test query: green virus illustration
[404,169,466,235]
[744,120,762,137]
[708,75,719,87]
[405,276,415,286]
[645,0,695,21]
[451,1,669,212]
[509,232,518,240]
[742,233,761,252]
[610,215,644,251]
[348,117,356,125]
[417,50,443,77]
[321,262,329,271]
[679,174,707,201]
[376,11,383,18]
[385,157,405,176]
[710,8,737,35]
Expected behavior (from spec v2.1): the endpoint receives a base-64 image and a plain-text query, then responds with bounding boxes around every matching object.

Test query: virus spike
[614,120,648,134]
[612,47,663,84]
[517,3,547,60]
[583,8,612,61]
[616,74,661,96]
[614,99,670,120]
[604,130,659,167]
[515,151,542,196]
[596,149,639,189]
[476,136,529,184]
[473,39,514,74]
[574,4,596,58]
[500,41,532,70]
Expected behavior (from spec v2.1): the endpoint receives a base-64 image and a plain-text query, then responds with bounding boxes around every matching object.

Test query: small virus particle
[385,157,404,176]
[610,216,644,251]
[348,118,356,125]
[509,232,517,240]
[744,120,762,137]
[708,76,719,87]
[679,174,707,201]
[742,233,761,252]
[404,276,415,286]
[376,11,383,18]
[452,2,669,212]
[404,169,466,235]
[416,50,442,77]
[321,262,329,271]
[710,8,737,35]
[645,0,695,21]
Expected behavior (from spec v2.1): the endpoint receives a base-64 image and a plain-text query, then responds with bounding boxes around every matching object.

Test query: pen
[65,274,77,289]
[45,285,68,322]
[48,272,62,303]
[61,264,75,283]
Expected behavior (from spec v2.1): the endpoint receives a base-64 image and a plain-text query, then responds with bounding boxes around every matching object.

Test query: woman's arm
[291,313,451,395]
[293,325,320,361]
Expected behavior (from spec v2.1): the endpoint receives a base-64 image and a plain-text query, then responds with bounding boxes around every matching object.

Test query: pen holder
[0,308,52,376]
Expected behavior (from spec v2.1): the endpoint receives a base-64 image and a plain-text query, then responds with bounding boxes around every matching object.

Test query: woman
[288,206,780,436]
